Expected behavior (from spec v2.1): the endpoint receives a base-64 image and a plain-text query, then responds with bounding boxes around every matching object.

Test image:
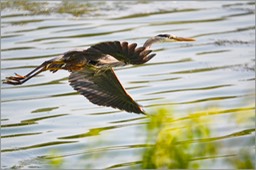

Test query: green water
[1,1,255,169]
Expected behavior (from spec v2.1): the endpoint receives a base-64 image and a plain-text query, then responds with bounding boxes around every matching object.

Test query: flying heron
[3,34,195,114]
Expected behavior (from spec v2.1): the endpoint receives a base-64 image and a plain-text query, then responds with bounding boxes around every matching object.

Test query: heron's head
[155,34,195,42]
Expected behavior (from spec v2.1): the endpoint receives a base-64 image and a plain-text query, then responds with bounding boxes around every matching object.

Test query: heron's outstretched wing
[68,67,145,114]
[83,41,156,64]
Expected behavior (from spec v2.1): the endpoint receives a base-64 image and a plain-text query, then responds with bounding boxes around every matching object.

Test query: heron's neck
[143,37,162,50]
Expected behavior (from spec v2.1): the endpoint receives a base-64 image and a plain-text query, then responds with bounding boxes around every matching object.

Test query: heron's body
[3,34,195,114]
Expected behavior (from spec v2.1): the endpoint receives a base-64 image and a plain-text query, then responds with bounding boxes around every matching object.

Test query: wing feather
[83,41,155,64]
[68,67,145,114]
[121,42,129,56]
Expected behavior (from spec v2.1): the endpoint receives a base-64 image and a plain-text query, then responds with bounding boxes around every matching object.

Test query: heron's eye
[168,35,176,39]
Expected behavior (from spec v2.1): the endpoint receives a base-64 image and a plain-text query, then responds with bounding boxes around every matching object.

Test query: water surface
[1,1,255,169]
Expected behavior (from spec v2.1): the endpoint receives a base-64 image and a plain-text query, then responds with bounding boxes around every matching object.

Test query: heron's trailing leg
[3,63,47,85]
[3,59,64,85]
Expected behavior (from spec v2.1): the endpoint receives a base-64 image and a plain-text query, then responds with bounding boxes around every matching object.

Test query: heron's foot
[14,73,26,79]
[2,73,26,85]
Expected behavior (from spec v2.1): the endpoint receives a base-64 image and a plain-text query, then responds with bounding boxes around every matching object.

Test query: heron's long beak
[173,37,195,41]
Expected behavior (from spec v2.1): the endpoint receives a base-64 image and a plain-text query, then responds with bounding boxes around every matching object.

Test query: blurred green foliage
[141,108,217,169]
[55,0,93,17]
[44,106,255,169]
[140,107,255,169]
[1,0,96,16]
[1,0,50,15]
[228,149,255,169]
[47,149,64,169]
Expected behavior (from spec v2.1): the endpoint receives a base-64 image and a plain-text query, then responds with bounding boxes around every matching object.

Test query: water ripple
[1,1,255,169]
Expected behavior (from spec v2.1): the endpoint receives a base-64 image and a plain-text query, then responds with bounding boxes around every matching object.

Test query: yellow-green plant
[140,106,255,169]
[141,108,217,169]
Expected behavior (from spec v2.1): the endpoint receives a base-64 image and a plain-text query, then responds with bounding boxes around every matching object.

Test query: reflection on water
[1,1,255,169]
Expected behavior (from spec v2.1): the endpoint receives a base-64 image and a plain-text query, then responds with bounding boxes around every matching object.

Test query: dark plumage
[3,34,195,114]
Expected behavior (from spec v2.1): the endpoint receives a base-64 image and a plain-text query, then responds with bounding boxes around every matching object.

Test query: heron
[3,34,195,114]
